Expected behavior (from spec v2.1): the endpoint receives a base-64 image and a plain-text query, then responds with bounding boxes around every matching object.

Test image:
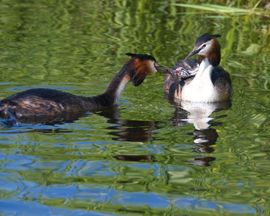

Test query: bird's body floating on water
[0,53,164,124]
[165,33,232,103]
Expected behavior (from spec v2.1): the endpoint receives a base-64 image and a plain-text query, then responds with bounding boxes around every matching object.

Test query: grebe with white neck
[167,33,232,102]
[182,33,232,102]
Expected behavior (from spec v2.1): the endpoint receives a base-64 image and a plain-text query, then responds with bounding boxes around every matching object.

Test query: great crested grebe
[166,33,232,102]
[0,53,163,124]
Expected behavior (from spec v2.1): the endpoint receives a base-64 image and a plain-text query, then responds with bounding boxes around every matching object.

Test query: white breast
[181,59,218,102]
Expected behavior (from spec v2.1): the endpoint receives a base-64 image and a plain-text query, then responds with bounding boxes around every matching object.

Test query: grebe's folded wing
[172,58,199,80]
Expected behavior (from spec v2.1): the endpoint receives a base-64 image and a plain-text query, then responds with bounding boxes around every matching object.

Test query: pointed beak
[185,47,201,59]
[154,64,171,74]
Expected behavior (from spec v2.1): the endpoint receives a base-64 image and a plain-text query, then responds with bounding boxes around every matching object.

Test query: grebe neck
[89,62,133,107]
[192,58,212,81]
[207,40,221,67]
[104,63,131,101]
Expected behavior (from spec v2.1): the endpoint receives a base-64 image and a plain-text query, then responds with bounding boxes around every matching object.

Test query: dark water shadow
[96,106,158,163]
[98,107,155,142]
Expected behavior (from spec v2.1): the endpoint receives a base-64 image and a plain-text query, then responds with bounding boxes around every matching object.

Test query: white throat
[194,58,212,80]
[115,75,130,101]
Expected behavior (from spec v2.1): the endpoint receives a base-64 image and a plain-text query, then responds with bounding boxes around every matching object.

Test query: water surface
[0,0,270,215]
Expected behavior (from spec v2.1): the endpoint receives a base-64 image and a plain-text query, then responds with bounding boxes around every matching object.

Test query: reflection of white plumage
[180,101,230,130]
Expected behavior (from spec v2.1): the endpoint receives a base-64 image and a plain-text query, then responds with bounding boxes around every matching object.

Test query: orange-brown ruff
[0,53,160,124]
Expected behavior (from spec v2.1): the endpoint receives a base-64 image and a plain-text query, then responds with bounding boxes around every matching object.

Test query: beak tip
[156,65,170,74]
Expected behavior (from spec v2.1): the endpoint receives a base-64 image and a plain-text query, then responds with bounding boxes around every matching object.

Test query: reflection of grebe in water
[97,105,155,143]
[0,53,165,124]
[95,105,157,163]
[108,101,231,166]
[172,101,231,166]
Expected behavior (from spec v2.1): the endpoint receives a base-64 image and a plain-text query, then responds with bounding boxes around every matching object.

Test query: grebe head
[185,33,221,66]
[126,53,166,86]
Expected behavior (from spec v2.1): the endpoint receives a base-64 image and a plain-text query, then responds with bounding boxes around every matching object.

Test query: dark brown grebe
[0,53,163,124]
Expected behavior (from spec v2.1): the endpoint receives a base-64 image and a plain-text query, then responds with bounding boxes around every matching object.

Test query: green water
[0,0,270,215]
